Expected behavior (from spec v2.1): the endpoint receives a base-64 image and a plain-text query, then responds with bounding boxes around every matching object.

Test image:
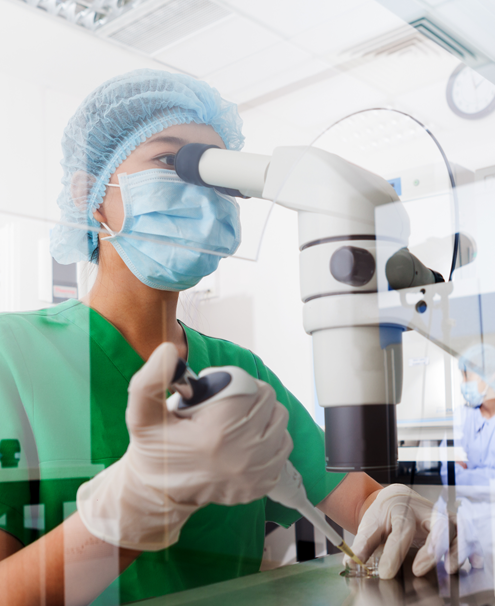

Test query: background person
[442,343,495,486]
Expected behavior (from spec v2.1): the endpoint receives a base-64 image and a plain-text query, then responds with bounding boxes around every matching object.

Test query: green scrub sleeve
[0,322,38,546]
[251,354,347,528]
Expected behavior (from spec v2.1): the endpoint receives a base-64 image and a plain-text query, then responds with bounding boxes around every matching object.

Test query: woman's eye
[157,155,175,167]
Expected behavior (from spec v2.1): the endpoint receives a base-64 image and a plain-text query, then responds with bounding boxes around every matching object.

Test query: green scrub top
[0,300,345,604]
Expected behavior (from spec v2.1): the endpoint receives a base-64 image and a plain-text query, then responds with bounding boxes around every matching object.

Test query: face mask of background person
[460,369,495,409]
[456,343,495,481]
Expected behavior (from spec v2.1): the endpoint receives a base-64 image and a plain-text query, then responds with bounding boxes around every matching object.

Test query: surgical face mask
[461,381,488,408]
[102,169,241,291]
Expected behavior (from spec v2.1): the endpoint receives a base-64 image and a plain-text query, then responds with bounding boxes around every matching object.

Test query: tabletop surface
[134,552,495,606]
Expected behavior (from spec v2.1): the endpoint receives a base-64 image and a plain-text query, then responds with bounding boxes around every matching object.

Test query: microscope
[173,142,483,476]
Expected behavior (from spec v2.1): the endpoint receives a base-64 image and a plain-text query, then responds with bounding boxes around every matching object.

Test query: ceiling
[13,0,495,168]
[97,0,402,102]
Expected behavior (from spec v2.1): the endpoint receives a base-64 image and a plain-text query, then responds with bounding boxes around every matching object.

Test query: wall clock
[446,64,495,120]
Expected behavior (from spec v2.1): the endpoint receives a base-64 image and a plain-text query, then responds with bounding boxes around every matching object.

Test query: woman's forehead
[144,123,225,147]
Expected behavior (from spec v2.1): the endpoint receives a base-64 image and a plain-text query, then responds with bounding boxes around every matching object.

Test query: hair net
[50,69,244,265]
[458,343,495,389]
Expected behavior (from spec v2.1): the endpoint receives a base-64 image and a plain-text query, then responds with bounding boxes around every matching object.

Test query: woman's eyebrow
[143,135,189,147]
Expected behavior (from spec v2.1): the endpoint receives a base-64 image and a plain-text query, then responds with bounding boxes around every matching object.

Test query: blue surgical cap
[50,68,244,264]
[458,343,495,389]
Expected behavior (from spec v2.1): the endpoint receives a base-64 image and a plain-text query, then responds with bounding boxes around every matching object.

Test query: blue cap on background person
[458,343,495,390]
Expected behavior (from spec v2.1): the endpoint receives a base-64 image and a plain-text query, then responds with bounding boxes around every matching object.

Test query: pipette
[168,360,368,570]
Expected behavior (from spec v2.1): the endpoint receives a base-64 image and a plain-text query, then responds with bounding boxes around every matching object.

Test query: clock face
[446,64,495,120]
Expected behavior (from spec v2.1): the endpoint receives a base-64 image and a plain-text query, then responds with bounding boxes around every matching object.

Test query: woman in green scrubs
[0,70,454,604]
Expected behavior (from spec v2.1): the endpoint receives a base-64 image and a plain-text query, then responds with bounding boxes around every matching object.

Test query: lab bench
[134,552,495,606]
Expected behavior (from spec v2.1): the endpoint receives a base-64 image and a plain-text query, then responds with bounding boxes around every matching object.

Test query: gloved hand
[454,497,484,571]
[343,484,480,579]
[77,342,293,551]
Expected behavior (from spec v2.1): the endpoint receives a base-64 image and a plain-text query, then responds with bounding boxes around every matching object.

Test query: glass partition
[3,0,495,602]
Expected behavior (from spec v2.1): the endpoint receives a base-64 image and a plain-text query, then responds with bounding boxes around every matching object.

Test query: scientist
[443,344,495,485]
[437,343,495,590]
[0,69,461,604]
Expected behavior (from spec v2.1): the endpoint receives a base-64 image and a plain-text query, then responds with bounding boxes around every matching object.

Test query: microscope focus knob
[330,246,375,287]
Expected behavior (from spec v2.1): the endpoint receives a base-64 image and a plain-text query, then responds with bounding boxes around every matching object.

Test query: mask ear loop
[101,222,117,237]
[100,182,121,237]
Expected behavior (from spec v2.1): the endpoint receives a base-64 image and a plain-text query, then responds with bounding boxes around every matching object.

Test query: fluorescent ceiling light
[108,0,232,55]
[23,0,145,30]
[20,0,230,37]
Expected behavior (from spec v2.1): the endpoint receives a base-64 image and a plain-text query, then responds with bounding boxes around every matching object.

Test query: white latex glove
[454,497,484,571]
[77,342,293,551]
[343,484,473,579]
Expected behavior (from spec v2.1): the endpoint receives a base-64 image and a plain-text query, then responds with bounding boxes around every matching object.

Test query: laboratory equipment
[174,142,401,474]
[173,141,484,475]
[168,360,367,569]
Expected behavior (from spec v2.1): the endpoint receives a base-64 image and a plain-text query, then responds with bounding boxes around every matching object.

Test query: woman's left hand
[343,484,469,579]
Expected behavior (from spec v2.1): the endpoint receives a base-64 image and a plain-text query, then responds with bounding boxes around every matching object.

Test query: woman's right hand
[77,343,293,551]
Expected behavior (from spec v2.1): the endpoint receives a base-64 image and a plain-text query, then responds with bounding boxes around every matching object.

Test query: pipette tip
[338,541,370,573]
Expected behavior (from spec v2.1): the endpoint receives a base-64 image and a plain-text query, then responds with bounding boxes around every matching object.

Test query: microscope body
[174,143,465,474]
[261,147,404,473]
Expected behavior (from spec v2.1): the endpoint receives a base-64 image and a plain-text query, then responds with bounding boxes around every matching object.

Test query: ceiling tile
[220,0,369,37]
[231,58,332,104]
[257,72,386,130]
[290,2,403,57]
[420,0,450,6]
[435,0,495,60]
[239,107,322,153]
[204,41,328,99]
[153,16,281,76]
